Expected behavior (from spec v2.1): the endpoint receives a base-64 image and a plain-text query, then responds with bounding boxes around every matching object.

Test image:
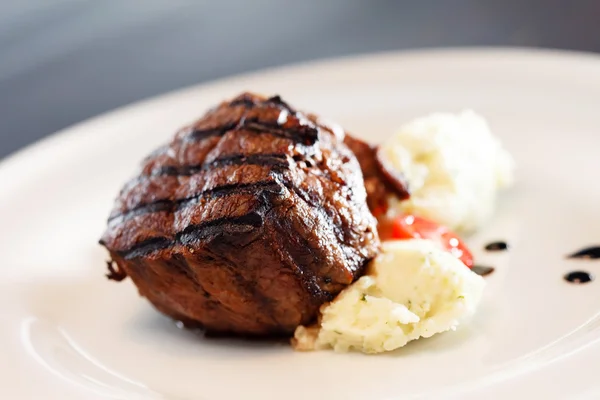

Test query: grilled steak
[100,93,380,336]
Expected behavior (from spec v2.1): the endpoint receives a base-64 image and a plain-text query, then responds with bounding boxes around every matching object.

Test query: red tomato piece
[389,214,474,268]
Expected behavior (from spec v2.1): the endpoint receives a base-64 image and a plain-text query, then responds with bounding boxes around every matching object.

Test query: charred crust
[374,146,410,200]
[105,260,127,281]
[99,92,380,336]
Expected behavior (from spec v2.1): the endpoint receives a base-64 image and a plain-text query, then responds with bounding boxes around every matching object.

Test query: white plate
[2,48,600,399]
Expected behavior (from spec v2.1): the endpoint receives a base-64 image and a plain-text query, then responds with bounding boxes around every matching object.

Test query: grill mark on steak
[282,181,344,243]
[152,153,290,177]
[117,236,173,260]
[118,212,265,259]
[184,121,317,146]
[184,96,311,145]
[115,172,354,285]
[111,200,174,221]
[228,97,258,108]
[240,119,318,146]
[263,95,296,114]
[109,180,284,224]
[268,205,333,303]
[178,212,264,243]
[168,253,205,290]
[228,94,295,113]
[231,270,280,326]
[187,122,238,141]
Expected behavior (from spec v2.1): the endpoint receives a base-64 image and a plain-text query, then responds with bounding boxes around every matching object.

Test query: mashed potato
[293,240,485,353]
[379,110,514,232]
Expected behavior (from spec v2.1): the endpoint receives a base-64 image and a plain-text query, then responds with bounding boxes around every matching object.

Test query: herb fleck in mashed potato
[380,110,514,232]
[293,240,485,353]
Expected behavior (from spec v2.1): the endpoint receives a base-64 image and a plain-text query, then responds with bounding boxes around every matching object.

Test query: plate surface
[2,48,600,399]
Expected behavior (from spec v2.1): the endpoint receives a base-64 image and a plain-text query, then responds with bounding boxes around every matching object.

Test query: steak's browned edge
[342,135,410,213]
[100,92,380,336]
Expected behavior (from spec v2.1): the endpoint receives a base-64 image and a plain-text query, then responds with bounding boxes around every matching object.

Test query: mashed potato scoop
[294,239,485,353]
[379,110,514,232]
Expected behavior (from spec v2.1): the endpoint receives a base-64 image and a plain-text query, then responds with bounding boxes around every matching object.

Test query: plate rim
[2,46,600,177]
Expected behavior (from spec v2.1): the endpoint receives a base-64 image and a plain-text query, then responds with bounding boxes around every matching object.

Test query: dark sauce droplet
[564,271,593,284]
[472,265,495,276]
[484,241,509,252]
[567,246,600,259]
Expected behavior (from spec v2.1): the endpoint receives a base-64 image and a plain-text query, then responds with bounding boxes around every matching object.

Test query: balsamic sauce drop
[484,241,508,252]
[472,265,495,276]
[567,246,600,260]
[564,271,593,284]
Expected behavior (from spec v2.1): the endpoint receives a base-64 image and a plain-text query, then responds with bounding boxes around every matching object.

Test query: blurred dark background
[2,0,599,159]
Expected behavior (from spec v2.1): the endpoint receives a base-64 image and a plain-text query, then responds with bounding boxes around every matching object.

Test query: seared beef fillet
[100,93,379,336]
